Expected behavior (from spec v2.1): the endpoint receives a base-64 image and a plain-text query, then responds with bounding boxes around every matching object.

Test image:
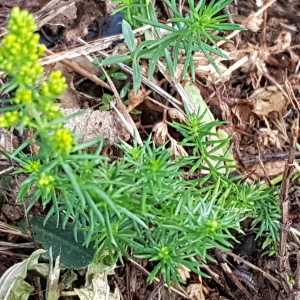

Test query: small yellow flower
[37,173,55,191]
[48,70,67,95]
[3,34,17,48]
[0,111,22,127]
[14,88,33,105]
[51,129,73,156]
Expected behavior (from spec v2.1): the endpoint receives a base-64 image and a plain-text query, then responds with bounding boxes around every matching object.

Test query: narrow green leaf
[132,60,141,91]
[122,19,135,52]
[133,16,176,32]
[100,55,131,66]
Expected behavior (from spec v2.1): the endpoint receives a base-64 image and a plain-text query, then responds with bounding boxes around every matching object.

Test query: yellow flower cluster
[0,111,22,127]
[41,70,67,97]
[14,88,33,105]
[50,129,73,156]
[0,8,68,131]
[0,7,45,84]
[39,102,63,122]
[38,70,67,121]
[37,172,55,192]
[0,8,74,157]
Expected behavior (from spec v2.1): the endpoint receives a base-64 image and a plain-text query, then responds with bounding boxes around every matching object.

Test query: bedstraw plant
[0,7,280,287]
[101,0,245,90]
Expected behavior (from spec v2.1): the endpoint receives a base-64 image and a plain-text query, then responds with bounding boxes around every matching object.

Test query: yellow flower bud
[37,172,55,191]
[51,129,73,156]
[15,88,33,105]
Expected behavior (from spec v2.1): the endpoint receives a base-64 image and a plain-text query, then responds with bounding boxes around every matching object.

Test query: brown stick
[45,49,112,91]
[278,105,299,293]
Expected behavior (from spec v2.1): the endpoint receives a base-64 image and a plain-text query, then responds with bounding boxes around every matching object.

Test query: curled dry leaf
[232,99,257,130]
[242,15,263,32]
[152,121,168,146]
[167,108,187,123]
[127,89,146,112]
[177,263,190,282]
[187,283,206,300]
[63,108,130,145]
[256,128,282,150]
[169,137,188,160]
[275,31,292,50]
[250,86,288,116]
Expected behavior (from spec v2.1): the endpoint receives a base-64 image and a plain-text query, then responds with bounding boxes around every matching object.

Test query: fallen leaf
[246,160,285,178]
[152,121,168,146]
[127,89,146,112]
[187,283,206,300]
[242,15,263,32]
[250,86,288,116]
[168,108,187,123]
[176,263,190,282]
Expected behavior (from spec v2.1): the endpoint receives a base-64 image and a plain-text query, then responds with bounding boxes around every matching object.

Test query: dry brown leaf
[63,108,130,145]
[169,137,188,160]
[242,15,263,32]
[152,121,168,146]
[127,89,146,112]
[167,108,187,123]
[250,86,288,116]
[176,263,190,282]
[246,160,285,178]
[187,283,206,300]
[256,128,282,150]
[232,100,254,129]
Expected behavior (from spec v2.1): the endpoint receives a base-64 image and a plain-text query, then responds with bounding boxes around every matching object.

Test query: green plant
[136,0,245,78]
[91,60,133,111]
[0,7,67,136]
[100,19,143,91]
[101,0,245,91]
[0,7,280,288]
[112,0,149,28]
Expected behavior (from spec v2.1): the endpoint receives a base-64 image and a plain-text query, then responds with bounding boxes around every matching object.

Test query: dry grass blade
[35,0,76,28]
[39,25,152,65]
[127,258,190,299]
[98,51,184,111]
[0,221,30,239]
[45,49,112,91]
[223,250,280,289]
[100,66,143,145]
